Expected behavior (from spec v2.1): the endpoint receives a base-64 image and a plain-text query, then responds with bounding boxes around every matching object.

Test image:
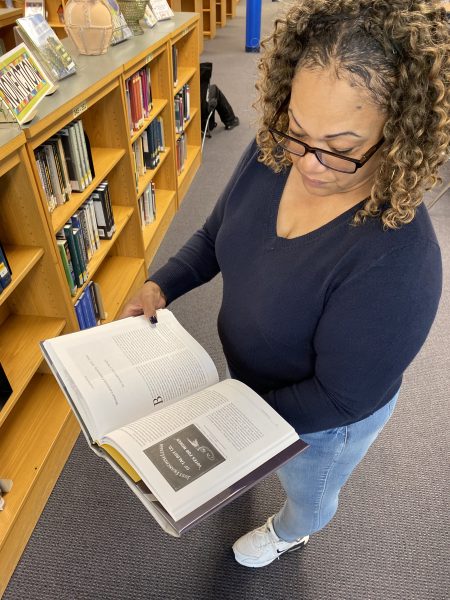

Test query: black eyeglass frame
[269,127,385,174]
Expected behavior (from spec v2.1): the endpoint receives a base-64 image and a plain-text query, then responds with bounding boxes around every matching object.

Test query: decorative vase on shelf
[64,0,114,55]
[117,0,148,36]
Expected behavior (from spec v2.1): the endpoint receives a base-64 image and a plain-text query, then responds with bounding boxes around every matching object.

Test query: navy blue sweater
[151,140,442,434]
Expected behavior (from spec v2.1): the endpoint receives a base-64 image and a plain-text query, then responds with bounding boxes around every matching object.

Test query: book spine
[77,121,93,184]
[68,124,85,191]
[74,298,87,330]
[74,120,90,188]
[92,281,107,320]
[55,136,72,199]
[0,244,12,289]
[57,238,77,296]
[87,280,100,323]
[72,227,88,282]
[84,286,98,327]
[62,224,84,287]
[43,144,64,205]
[86,198,101,250]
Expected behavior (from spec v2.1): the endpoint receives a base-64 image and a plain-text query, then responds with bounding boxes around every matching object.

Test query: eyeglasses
[269,128,384,174]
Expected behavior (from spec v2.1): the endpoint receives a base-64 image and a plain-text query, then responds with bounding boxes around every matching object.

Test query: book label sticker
[73,101,88,118]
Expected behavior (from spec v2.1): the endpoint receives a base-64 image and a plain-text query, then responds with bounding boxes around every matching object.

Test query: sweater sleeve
[149,139,259,304]
[263,240,442,433]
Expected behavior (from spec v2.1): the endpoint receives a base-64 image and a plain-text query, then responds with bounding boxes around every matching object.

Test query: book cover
[16,14,77,81]
[149,0,174,21]
[105,0,133,45]
[0,43,54,125]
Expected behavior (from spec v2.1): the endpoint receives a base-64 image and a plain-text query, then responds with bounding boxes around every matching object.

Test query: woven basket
[117,0,148,35]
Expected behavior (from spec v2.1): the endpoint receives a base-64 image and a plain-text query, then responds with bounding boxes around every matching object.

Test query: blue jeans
[272,393,399,542]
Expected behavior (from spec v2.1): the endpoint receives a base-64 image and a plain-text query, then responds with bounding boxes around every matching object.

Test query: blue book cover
[74,300,87,330]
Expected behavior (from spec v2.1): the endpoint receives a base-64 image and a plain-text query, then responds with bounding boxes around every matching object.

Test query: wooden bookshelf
[202,0,216,39]
[226,0,236,18]
[0,129,80,597]
[216,0,226,27]
[0,13,201,595]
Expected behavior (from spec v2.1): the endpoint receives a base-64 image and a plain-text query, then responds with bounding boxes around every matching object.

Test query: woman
[121,0,449,568]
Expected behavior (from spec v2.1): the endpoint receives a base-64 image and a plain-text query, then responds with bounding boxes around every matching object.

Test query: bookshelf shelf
[142,188,177,263]
[0,246,44,303]
[0,13,201,592]
[95,256,145,322]
[130,99,169,144]
[70,205,134,303]
[50,147,127,233]
[177,144,201,204]
[137,148,171,197]
[0,315,66,425]
[174,67,197,95]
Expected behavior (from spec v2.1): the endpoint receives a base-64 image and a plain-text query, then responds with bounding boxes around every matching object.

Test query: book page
[102,379,298,521]
[42,311,219,441]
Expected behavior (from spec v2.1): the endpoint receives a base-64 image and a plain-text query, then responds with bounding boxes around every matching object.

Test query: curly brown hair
[255,0,450,229]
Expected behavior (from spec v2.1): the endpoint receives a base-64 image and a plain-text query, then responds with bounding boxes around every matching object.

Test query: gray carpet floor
[4,2,449,599]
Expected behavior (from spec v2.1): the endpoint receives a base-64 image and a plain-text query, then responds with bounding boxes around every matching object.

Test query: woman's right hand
[119,280,167,321]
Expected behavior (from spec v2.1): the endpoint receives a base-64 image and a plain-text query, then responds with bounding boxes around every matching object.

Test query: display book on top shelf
[0,127,80,597]
[0,12,200,594]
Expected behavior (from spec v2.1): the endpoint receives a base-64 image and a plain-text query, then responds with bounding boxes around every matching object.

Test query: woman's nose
[298,150,327,172]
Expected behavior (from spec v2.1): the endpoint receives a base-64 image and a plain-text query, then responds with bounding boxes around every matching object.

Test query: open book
[40,310,307,536]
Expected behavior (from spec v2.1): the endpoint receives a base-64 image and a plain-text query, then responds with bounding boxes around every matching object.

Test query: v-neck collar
[268,167,367,248]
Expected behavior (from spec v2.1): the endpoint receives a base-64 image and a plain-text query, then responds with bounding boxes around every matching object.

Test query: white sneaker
[232,515,309,568]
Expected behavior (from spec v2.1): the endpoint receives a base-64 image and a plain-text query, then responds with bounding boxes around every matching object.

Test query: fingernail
[150,315,158,325]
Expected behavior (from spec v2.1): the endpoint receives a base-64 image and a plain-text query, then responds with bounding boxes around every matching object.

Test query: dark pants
[207,84,237,130]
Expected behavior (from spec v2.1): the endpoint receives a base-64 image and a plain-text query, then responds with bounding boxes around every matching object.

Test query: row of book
[56,181,116,296]
[0,243,12,293]
[138,182,157,228]
[174,85,191,134]
[176,133,188,175]
[132,117,166,187]
[125,65,153,135]
[74,280,107,330]
[34,120,94,212]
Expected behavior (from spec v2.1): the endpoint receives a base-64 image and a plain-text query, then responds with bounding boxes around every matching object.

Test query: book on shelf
[40,310,308,536]
[15,14,77,81]
[57,237,77,296]
[0,242,12,291]
[0,43,56,125]
[24,0,45,18]
[172,45,178,86]
[0,362,13,410]
[149,0,174,22]
[144,5,158,29]
[138,181,156,227]
[91,180,115,240]
[105,0,133,45]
